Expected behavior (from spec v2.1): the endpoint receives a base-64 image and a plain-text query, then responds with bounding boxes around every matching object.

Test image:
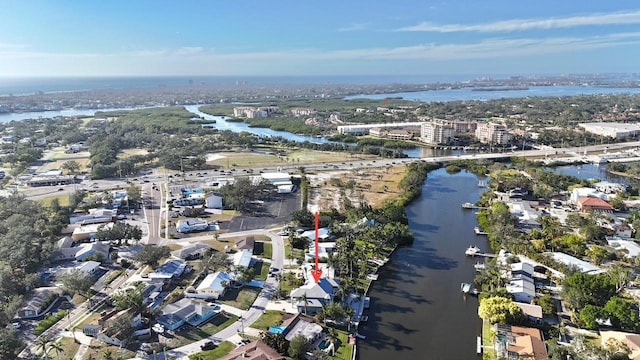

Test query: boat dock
[474,227,488,235]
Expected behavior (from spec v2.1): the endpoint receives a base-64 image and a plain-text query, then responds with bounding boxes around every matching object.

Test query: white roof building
[579,122,640,139]
[606,238,640,259]
[76,261,101,275]
[192,272,233,300]
[546,252,603,274]
[569,187,612,205]
[232,250,253,269]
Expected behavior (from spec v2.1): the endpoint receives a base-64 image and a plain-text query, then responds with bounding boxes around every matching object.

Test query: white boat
[462,202,475,209]
[478,180,487,187]
[465,246,481,256]
[461,282,480,295]
[474,262,485,271]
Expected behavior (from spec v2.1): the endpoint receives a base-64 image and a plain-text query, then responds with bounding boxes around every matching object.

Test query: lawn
[218,286,262,310]
[280,272,304,294]
[39,194,71,207]
[206,150,376,169]
[82,340,136,360]
[251,310,284,330]
[253,261,270,281]
[117,148,149,159]
[187,341,235,360]
[330,329,354,360]
[482,321,497,360]
[167,314,238,348]
[49,336,80,360]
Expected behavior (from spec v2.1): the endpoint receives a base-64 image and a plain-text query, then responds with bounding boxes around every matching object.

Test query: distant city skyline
[1,1,640,77]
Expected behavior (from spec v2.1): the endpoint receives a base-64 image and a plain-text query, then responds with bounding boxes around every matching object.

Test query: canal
[359,168,489,359]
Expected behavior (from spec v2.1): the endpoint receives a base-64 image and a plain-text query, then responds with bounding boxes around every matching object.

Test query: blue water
[345,85,640,103]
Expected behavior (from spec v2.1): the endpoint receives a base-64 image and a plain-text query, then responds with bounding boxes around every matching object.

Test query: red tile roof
[578,197,613,210]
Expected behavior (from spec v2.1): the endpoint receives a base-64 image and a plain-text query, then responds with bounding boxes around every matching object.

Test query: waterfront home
[306,242,336,260]
[494,325,548,360]
[17,287,63,319]
[570,187,611,205]
[149,259,187,280]
[514,303,543,324]
[282,313,323,343]
[290,278,339,315]
[593,181,626,195]
[301,228,331,242]
[156,298,219,331]
[546,252,603,274]
[220,340,286,360]
[600,330,640,360]
[189,271,233,300]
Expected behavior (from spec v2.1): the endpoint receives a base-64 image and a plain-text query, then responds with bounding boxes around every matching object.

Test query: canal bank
[358,168,489,359]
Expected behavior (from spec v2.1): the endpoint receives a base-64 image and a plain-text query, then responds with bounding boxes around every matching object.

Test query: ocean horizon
[0,73,589,96]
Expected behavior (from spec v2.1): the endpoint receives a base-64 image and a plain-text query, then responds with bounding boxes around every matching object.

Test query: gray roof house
[171,244,211,260]
[156,298,220,331]
[290,278,339,315]
[17,287,64,319]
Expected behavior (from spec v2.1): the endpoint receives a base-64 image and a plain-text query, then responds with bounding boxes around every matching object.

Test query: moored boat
[465,246,480,256]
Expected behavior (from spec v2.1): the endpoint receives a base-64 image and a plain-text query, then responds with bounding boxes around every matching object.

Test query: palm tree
[300,293,309,315]
[47,340,64,360]
[102,349,114,360]
[36,337,50,359]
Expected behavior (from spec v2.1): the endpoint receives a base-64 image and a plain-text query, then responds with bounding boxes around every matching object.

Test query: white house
[75,242,110,261]
[506,262,536,303]
[290,278,339,315]
[149,259,187,280]
[593,181,626,194]
[606,237,640,259]
[306,242,336,260]
[569,187,611,205]
[75,261,101,276]
[190,271,233,300]
[232,250,253,269]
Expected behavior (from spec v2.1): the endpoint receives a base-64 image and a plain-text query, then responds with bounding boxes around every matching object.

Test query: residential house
[600,330,640,360]
[149,259,187,280]
[300,228,331,242]
[17,287,63,319]
[235,236,255,252]
[233,249,254,269]
[570,187,610,205]
[220,340,285,360]
[75,261,101,276]
[75,242,110,262]
[546,252,602,274]
[613,223,634,238]
[514,303,543,324]
[171,243,211,260]
[72,223,113,242]
[494,325,548,360]
[306,242,336,260]
[156,298,219,331]
[282,313,323,343]
[606,237,640,259]
[506,262,536,303]
[290,278,339,315]
[189,271,233,300]
[577,197,614,213]
[96,308,142,346]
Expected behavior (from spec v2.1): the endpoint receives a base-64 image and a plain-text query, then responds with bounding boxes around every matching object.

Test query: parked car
[201,341,216,351]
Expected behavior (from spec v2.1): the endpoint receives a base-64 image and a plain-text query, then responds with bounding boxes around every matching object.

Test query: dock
[477,336,482,354]
[474,227,488,235]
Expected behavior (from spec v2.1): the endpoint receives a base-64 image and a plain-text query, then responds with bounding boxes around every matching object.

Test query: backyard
[187,341,235,360]
[251,310,284,331]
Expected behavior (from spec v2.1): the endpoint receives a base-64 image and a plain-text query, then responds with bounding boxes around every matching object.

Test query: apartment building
[475,122,511,145]
[421,122,455,145]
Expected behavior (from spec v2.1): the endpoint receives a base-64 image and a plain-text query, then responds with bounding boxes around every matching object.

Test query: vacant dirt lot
[307,165,407,211]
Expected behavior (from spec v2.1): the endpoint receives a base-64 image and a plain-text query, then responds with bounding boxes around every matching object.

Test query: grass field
[117,148,149,159]
[48,337,80,360]
[332,330,355,360]
[82,341,136,360]
[207,150,376,169]
[39,194,71,207]
[482,321,497,360]
[254,261,270,281]
[250,310,284,330]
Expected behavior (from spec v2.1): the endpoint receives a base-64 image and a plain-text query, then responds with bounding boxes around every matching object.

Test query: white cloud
[337,23,367,32]
[396,10,640,32]
[1,32,639,76]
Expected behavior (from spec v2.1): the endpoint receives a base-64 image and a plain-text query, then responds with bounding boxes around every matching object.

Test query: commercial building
[579,122,640,139]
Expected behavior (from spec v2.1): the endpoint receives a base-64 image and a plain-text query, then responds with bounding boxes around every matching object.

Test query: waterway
[359,168,488,360]
[345,85,640,102]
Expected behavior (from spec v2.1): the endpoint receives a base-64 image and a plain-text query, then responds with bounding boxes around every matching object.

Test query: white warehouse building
[579,122,640,139]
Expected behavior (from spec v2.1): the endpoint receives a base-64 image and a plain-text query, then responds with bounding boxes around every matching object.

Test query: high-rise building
[475,122,511,145]
[421,122,454,145]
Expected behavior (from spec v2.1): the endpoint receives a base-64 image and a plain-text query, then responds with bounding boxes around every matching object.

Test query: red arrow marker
[311,211,323,283]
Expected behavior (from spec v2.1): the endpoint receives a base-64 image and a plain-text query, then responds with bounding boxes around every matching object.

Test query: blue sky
[1,1,640,77]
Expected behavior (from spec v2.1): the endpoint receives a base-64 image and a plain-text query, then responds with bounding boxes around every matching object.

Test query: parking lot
[227,192,300,232]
